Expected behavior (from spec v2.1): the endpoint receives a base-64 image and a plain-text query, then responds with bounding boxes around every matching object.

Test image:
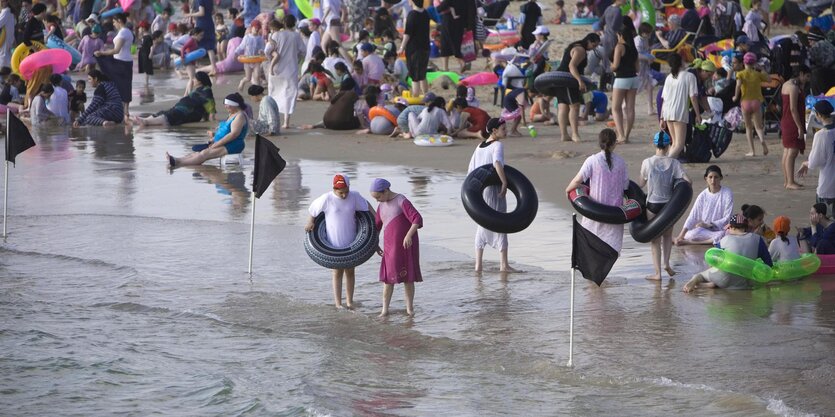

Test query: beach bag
[461,30,477,62]
[724,106,742,130]
[685,124,713,163]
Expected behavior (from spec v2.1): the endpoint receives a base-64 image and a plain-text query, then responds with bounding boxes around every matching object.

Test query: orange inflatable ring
[369,106,397,125]
[237,55,267,64]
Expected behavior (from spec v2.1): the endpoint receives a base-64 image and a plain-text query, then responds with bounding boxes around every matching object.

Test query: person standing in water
[306,174,375,309]
[369,178,423,317]
[469,118,512,272]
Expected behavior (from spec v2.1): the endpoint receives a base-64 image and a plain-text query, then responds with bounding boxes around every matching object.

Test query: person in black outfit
[399,0,430,95]
[611,21,639,143]
[22,2,45,47]
[437,0,470,71]
[555,33,600,142]
[519,0,541,49]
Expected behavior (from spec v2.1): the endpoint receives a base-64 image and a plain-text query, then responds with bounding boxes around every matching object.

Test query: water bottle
[528,125,537,138]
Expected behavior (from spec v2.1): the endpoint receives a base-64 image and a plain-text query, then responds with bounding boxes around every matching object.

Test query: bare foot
[102,121,117,127]
[406,309,414,317]
[682,277,700,293]
[345,303,355,310]
[509,130,522,137]
[335,304,344,310]
[389,127,401,138]
[786,183,803,190]
[617,139,629,144]
[571,136,581,143]
[282,124,290,129]
[379,309,389,317]
[646,273,662,281]
[744,152,756,157]
[665,266,677,277]
[499,265,518,273]
[761,141,769,156]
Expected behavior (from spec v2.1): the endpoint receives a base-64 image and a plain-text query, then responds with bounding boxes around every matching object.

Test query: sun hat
[743,52,757,65]
[532,25,550,35]
[653,131,671,146]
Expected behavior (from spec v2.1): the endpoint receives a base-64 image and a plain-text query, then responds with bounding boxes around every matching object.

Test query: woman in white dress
[675,165,734,245]
[468,118,511,272]
[660,53,701,159]
[266,15,306,129]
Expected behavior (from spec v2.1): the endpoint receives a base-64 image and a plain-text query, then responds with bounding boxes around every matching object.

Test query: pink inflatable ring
[19,49,72,80]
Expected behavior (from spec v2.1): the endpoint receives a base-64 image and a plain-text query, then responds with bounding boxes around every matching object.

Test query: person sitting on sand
[742,204,776,244]
[501,88,527,136]
[390,96,427,139]
[769,216,800,262]
[247,84,281,135]
[369,178,423,317]
[450,97,491,139]
[581,90,610,123]
[22,84,55,126]
[529,93,555,124]
[683,212,773,292]
[674,165,733,246]
[302,78,362,130]
[134,72,216,127]
[798,100,835,212]
[409,96,452,137]
[799,203,835,254]
[166,93,250,167]
[74,70,124,127]
[305,174,375,309]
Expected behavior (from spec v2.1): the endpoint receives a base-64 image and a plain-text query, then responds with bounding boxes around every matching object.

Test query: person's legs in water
[662,226,676,277]
[404,282,415,316]
[475,248,484,272]
[344,267,356,308]
[167,145,228,167]
[380,283,394,316]
[683,270,716,292]
[332,268,345,308]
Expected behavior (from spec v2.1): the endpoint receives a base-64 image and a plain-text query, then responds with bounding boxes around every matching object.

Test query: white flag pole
[567,266,575,368]
[247,192,256,274]
[3,110,9,238]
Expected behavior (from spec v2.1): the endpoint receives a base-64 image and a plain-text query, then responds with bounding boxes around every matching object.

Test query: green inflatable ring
[408,71,461,87]
[740,0,784,12]
[705,248,820,283]
[294,0,313,19]
[705,247,773,282]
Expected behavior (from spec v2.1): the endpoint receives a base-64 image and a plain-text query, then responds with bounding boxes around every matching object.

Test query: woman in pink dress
[370,178,423,317]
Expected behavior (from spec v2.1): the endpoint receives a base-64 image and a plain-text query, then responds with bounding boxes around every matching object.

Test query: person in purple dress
[370,178,423,317]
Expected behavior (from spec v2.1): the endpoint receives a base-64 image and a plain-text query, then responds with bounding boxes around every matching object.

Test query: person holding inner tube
[468,118,512,272]
[674,165,734,246]
[683,212,773,293]
[369,178,423,317]
[565,128,630,256]
[554,33,600,143]
[638,131,691,281]
[305,174,376,309]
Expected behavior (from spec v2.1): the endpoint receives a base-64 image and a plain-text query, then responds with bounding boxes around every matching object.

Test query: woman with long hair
[610,21,639,143]
[555,33,600,142]
[660,54,701,158]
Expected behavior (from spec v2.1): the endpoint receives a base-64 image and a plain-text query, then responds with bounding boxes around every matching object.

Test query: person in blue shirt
[798,203,835,254]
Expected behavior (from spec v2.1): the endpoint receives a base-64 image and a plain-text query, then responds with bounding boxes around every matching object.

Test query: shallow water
[1,126,834,417]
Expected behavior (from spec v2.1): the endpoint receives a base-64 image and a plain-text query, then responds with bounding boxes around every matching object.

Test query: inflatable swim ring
[629,179,693,243]
[370,117,395,135]
[101,6,124,18]
[425,71,461,85]
[304,211,379,269]
[568,181,643,225]
[47,35,82,66]
[571,17,599,25]
[19,49,72,80]
[815,254,835,275]
[413,134,454,146]
[741,0,783,12]
[620,0,656,27]
[11,41,45,76]
[174,48,207,67]
[369,106,398,125]
[534,71,596,97]
[461,72,499,87]
[705,247,773,282]
[120,0,136,10]
[399,93,424,105]
[462,164,538,234]
[772,253,821,281]
[237,55,267,64]
[294,0,313,18]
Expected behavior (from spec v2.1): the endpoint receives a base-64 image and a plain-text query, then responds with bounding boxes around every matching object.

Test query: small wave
[766,398,819,417]
[0,247,136,274]
[649,376,720,392]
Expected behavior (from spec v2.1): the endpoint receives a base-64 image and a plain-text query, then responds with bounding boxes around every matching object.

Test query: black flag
[252,134,286,198]
[5,112,35,165]
[571,214,618,286]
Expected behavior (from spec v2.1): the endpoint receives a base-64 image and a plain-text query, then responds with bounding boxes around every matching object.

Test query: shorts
[646,202,666,214]
[406,49,429,82]
[741,99,761,113]
[612,76,640,90]
[554,87,583,105]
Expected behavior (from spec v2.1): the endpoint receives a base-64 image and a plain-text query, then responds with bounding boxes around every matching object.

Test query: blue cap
[654,131,671,146]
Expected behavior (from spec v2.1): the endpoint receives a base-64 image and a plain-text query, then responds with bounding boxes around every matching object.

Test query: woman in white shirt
[660,54,700,159]
[94,12,133,122]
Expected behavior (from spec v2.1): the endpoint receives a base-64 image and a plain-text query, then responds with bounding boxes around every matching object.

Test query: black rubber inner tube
[568,180,644,224]
[533,71,595,97]
[461,164,539,234]
[629,179,693,243]
[304,211,380,269]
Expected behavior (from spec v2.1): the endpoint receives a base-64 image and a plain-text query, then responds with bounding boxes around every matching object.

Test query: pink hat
[743,52,757,65]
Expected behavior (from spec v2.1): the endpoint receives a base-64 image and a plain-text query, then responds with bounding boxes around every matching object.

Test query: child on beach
[23,84,55,126]
[635,22,655,115]
[247,84,281,135]
[733,52,769,157]
[78,25,104,73]
[553,0,567,24]
[180,28,205,96]
[305,174,375,309]
[470,118,513,272]
[573,1,592,18]
[581,90,610,122]
[742,204,776,243]
[46,74,69,125]
[214,13,228,60]
[369,178,423,317]
[529,93,555,124]
[451,97,491,138]
[769,216,801,262]
[683,213,773,292]
[501,87,526,136]
[137,23,154,86]
[69,80,87,119]
[639,131,691,281]
[235,21,266,92]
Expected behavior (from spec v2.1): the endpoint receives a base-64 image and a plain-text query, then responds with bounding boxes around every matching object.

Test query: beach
[1,12,834,417]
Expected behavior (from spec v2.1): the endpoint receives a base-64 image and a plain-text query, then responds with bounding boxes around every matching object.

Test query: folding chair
[651,33,694,65]
[761,74,785,134]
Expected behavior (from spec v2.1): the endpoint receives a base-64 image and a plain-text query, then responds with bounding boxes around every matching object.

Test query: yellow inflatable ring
[399,94,423,105]
[237,55,267,64]
[12,41,45,76]
[369,106,397,125]
[413,134,454,147]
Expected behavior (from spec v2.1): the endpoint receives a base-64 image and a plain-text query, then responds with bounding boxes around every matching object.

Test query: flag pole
[3,110,9,238]
[567,213,576,367]
[247,192,256,274]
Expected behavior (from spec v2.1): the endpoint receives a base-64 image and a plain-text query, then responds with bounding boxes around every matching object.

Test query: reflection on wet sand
[191,165,250,219]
